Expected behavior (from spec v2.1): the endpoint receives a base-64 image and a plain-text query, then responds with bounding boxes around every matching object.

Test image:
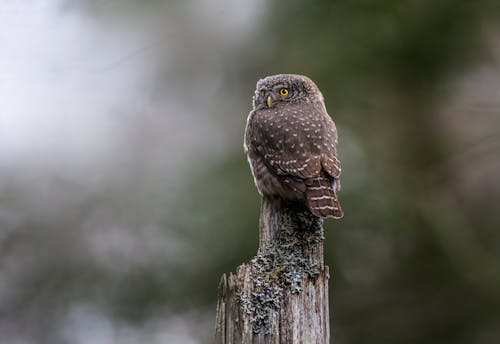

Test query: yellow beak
[266,95,272,108]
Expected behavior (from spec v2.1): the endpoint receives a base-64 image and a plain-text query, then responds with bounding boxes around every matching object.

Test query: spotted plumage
[244,74,343,218]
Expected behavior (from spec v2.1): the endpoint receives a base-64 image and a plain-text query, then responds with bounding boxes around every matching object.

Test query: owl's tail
[306,176,343,218]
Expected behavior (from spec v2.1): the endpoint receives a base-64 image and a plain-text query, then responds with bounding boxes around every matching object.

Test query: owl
[244,74,343,218]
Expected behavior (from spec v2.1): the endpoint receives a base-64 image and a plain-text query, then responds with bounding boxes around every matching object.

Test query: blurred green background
[1,1,500,343]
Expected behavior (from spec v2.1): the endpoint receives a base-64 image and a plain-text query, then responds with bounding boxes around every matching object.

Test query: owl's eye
[279,88,289,97]
[260,90,265,97]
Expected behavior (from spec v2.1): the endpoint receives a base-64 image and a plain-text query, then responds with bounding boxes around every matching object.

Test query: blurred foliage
[1,0,500,343]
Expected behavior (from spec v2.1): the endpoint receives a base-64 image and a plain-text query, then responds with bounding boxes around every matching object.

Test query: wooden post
[215,196,330,343]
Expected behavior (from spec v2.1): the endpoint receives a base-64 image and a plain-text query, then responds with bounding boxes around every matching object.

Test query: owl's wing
[260,149,343,218]
[319,111,341,179]
[265,153,322,179]
[247,106,343,218]
[321,154,341,178]
[252,152,319,195]
[249,106,340,180]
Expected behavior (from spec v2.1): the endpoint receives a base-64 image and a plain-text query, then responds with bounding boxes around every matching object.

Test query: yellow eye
[279,88,289,96]
[260,90,265,97]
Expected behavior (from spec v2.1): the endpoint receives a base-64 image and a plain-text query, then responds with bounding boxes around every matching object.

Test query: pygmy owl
[244,74,343,218]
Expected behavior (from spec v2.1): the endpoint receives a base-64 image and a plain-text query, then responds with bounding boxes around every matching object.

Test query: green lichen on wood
[237,202,324,334]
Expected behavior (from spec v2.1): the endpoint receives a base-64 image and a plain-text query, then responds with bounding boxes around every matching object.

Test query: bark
[215,196,330,343]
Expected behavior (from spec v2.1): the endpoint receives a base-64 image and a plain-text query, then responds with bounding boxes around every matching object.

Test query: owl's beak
[266,95,273,108]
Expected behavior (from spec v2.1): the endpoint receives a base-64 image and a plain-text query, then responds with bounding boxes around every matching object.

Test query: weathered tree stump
[215,196,330,343]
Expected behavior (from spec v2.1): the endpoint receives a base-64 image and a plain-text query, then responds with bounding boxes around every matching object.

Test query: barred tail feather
[306,177,343,218]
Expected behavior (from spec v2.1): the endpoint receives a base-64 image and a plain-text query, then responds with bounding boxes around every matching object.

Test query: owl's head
[253,74,324,109]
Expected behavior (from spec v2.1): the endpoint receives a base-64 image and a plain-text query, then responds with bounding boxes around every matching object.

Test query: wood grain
[215,196,330,343]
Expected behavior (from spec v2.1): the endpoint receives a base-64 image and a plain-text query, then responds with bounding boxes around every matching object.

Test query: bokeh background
[1,1,500,343]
